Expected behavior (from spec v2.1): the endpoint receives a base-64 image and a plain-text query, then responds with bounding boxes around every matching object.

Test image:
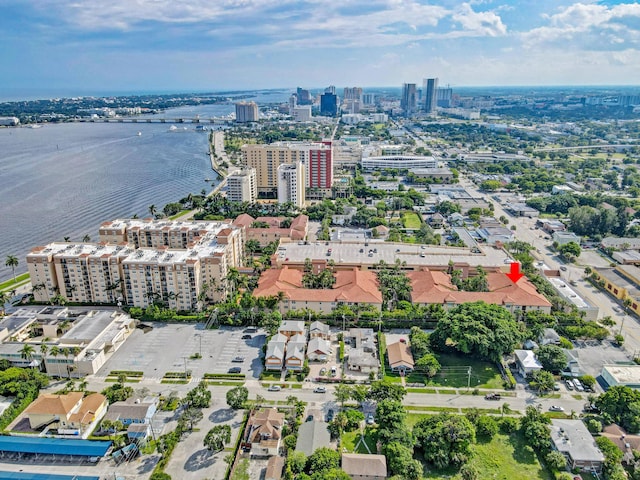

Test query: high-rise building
[362,93,376,105]
[325,85,336,95]
[296,87,313,105]
[423,78,438,114]
[226,169,257,203]
[343,87,363,102]
[437,86,453,108]
[401,83,417,115]
[277,163,306,208]
[292,106,312,122]
[235,101,259,123]
[289,94,298,114]
[242,142,332,195]
[27,219,244,310]
[320,93,338,116]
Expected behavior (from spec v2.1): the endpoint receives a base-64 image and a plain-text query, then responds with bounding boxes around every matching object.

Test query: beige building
[235,101,259,123]
[24,392,107,436]
[241,142,332,196]
[226,169,257,203]
[27,219,244,310]
[277,162,306,208]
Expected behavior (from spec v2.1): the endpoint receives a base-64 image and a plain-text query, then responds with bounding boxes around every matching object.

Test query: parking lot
[96,323,266,381]
[567,339,631,380]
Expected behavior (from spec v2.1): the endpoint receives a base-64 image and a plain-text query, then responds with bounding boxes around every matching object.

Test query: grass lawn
[423,433,552,480]
[402,212,422,229]
[341,427,378,454]
[0,273,30,292]
[429,353,504,389]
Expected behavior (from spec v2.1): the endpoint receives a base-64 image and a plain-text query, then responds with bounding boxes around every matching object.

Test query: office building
[401,83,417,115]
[325,85,336,95]
[292,106,312,122]
[27,219,244,310]
[361,154,437,171]
[343,87,363,101]
[437,86,453,108]
[296,87,313,105]
[320,93,338,117]
[277,163,306,208]
[242,142,332,195]
[362,93,376,105]
[423,78,438,114]
[226,169,257,203]
[235,101,259,123]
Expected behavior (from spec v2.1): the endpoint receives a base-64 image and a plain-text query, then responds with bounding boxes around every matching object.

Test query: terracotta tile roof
[387,342,414,369]
[68,393,107,423]
[249,408,285,442]
[232,213,255,227]
[342,453,387,477]
[253,266,383,305]
[265,455,285,480]
[24,392,84,417]
[408,268,551,308]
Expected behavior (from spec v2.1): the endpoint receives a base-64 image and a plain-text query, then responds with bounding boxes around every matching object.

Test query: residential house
[372,225,389,239]
[285,346,305,371]
[232,213,309,247]
[247,408,285,457]
[126,423,152,441]
[347,348,379,374]
[341,453,388,480]
[103,397,158,426]
[309,321,330,340]
[553,231,581,246]
[278,321,305,339]
[294,421,332,456]
[540,328,561,346]
[24,392,107,436]
[513,349,543,377]
[387,341,414,374]
[347,328,375,352]
[600,424,640,463]
[265,455,285,480]
[427,213,445,228]
[550,419,605,473]
[265,334,287,371]
[307,338,332,362]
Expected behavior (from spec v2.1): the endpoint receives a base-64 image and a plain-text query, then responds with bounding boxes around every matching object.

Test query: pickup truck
[484,393,501,401]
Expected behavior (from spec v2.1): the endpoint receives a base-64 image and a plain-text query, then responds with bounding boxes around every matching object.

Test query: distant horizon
[2,84,640,104]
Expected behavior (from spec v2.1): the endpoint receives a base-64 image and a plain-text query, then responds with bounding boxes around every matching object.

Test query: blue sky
[1,0,639,94]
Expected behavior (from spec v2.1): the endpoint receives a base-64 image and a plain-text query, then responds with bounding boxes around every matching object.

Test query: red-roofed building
[407,268,552,314]
[232,214,308,247]
[254,266,382,313]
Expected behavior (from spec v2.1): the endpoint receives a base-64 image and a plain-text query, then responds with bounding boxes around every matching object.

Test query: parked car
[549,405,565,412]
[241,334,252,340]
[305,415,314,422]
[573,379,585,392]
[326,409,334,422]
[560,266,568,271]
[267,385,281,392]
[366,413,375,425]
[232,356,244,363]
[330,366,337,377]
[319,368,327,376]
[565,380,574,390]
[484,393,501,401]
[228,367,241,374]
[244,327,257,333]
[313,386,327,393]
[553,383,561,391]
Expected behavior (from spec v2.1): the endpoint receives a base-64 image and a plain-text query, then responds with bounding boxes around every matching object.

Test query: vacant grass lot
[422,432,552,480]
[401,212,422,229]
[342,427,378,454]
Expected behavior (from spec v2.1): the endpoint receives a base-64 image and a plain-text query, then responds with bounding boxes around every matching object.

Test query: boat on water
[204,178,211,182]
[29,124,43,129]
[137,131,142,136]
[168,125,189,132]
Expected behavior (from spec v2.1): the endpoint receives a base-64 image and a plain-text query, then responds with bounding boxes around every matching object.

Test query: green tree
[528,370,556,393]
[226,385,248,409]
[5,255,18,282]
[475,415,498,439]
[384,442,422,480]
[101,383,134,403]
[184,381,212,408]
[203,424,231,452]
[595,385,640,432]
[415,353,441,377]
[307,447,340,475]
[558,241,581,259]
[287,451,307,474]
[535,345,568,373]
[430,301,523,362]
[409,326,431,359]
[519,406,551,452]
[333,384,352,407]
[367,380,406,402]
[545,450,567,471]
[413,413,476,468]
[180,407,203,431]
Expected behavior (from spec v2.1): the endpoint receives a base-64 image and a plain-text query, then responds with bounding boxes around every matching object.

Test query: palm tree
[5,255,18,282]
[50,346,61,377]
[148,204,157,218]
[82,234,91,242]
[32,283,46,298]
[63,236,71,242]
[0,291,9,316]
[61,347,72,378]
[19,344,35,367]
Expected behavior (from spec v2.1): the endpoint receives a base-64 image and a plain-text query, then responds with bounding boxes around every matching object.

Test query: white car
[313,386,327,393]
[267,385,281,392]
[549,405,565,412]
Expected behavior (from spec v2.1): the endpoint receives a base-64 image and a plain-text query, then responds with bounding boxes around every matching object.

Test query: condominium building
[320,93,338,117]
[235,101,259,123]
[242,142,333,196]
[401,83,417,115]
[343,87,363,102]
[277,162,306,208]
[27,219,244,311]
[423,78,438,114]
[226,169,257,203]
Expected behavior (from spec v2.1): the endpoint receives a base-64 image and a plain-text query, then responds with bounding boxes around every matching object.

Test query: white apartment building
[226,169,257,203]
[292,106,312,122]
[235,102,259,123]
[361,155,437,171]
[277,162,306,208]
[27,219,244,311]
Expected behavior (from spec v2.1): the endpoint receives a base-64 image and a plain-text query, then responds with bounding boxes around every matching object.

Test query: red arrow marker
[506,262,524,283]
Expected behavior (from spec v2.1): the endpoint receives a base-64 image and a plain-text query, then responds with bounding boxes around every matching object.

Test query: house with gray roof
[342,453,387,480]
[550,419,605,473]
[295,421,331,456]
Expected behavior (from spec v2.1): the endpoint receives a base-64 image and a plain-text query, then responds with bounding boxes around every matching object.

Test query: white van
[330,366,337,377]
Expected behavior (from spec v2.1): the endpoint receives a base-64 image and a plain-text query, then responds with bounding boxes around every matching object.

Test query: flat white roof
[602,364,640,384]
[548,278,591,309]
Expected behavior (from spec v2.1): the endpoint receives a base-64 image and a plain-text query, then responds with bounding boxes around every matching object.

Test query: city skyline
[2,1,640,95]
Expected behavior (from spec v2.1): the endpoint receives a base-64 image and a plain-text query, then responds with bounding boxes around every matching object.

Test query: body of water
[0,122,218,282]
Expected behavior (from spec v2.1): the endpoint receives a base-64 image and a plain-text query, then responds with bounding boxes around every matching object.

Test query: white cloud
[451,3,507,37]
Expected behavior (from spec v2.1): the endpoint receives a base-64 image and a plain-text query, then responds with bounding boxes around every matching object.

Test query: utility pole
[183,356,188,380]
[467,366,472,390]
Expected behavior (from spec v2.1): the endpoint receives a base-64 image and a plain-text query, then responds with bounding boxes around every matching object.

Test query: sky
[1,0,640,95]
